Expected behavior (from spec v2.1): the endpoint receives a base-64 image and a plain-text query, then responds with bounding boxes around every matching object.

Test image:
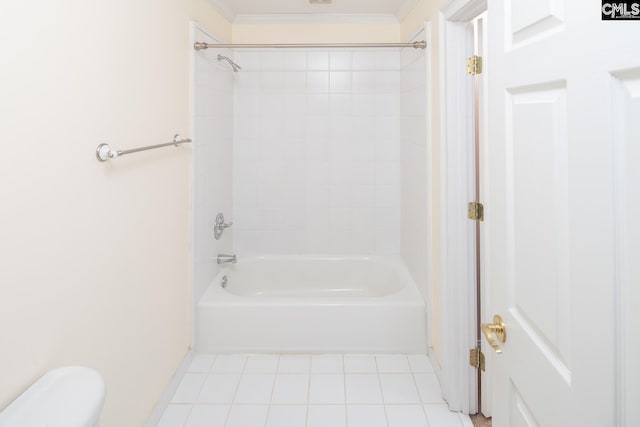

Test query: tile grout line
[409,353,431,427]
[305,353,316,427]
[222,354,249,427]
[375,354,391,427]
[343,354,349,427]
[177,354,218,427]
[263,354,281,427]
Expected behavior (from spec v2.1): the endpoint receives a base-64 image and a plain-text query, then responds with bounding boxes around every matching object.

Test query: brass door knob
[481,315,507,354]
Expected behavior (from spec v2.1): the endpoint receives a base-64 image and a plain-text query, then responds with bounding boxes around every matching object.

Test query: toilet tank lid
[0,366,106,427]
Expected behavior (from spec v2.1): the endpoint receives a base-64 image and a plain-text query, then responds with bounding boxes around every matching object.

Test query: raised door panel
[613,69,640,427]
[503,81,571,426]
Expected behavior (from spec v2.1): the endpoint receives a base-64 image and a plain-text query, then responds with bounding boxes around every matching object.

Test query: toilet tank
[0,366,106,427]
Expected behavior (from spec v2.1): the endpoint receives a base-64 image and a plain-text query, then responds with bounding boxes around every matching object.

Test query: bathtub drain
[220,275,228,288]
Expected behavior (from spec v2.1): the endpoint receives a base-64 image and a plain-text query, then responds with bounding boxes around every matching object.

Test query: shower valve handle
[214,213,233,240]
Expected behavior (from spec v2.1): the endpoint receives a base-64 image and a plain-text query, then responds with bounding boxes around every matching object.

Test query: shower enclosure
[191,24,430,353]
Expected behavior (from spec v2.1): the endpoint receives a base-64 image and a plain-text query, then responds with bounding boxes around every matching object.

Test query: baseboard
[144,349,193,427]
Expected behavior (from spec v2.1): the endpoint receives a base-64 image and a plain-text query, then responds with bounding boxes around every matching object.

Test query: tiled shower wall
[192,30,234,302]
[400,44,429,302]
[233,49,401,255]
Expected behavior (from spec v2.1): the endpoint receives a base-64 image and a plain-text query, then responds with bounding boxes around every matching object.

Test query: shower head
[217,54,242,72]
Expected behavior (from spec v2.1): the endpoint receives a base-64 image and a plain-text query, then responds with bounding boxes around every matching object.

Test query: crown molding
[233,13,399,24]
[395,0,420,21]
[208,0,236,22]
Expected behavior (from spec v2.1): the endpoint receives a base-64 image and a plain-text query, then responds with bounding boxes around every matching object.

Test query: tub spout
[217,254,237,264]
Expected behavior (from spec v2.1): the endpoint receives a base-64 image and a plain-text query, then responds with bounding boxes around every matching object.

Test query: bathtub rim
[199,254,425,305]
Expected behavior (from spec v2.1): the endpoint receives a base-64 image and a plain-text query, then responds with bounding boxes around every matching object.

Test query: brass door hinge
[467,55,483,75]
[470,348,486,371]
[468,202,484,221]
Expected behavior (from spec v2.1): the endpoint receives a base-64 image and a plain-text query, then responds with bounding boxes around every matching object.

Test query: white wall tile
[352,71,377,93]
[307,51,329,70]
[330,51,352,70]
[234,51,262,70]
[376,50,400,70]
[234,48,400,256]
[353,51,376,70]
[262,51,284,70]
[284,51,307,70]
[307,71,330,93]
[330,71,352,93]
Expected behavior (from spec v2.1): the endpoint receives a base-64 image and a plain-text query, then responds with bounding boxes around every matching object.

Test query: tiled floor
[157,354,471,427]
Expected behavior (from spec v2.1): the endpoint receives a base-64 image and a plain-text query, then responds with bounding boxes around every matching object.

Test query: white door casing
[486,1,640,426]
[438,0,488,414]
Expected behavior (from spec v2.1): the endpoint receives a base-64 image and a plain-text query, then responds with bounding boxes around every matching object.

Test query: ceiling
[209,0,419,21]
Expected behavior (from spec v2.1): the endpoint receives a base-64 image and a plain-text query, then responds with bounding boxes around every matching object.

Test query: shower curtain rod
[194,41,426,50]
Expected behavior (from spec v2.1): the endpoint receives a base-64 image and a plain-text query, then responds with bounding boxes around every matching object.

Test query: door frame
[437,0,488,415]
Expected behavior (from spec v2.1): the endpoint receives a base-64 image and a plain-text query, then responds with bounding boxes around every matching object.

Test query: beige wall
[0,1,229,425]
[401,0,450,368]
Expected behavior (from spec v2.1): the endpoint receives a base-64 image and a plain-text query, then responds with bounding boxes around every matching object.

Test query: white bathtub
[196,255,427,353]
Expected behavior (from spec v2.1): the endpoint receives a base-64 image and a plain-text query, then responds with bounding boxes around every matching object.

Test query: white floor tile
[160,354,450,427]
[211,355,247,374]
[385,405,428,427]
[347,405,388,427]
[307,405,347,427]
[245,354,279,373]
[379,374,421,404]
[423,404,465,427]
[271,374,309,404]
[414,373,445,403]
[157,404,191,427]
[344,355,377,373]
[311,355,344,373]
[171,374,207,404]
[408,355,434,373]
[309,374,345,404]
[278,355,311,373]
[345,374,383,404]
[196,374,241,404]
[233,374,276,404]
[376,355,411,373]
[183,405,229,427]
[187,355,216,373]
[225,405,269,427]
[266,405,308,427]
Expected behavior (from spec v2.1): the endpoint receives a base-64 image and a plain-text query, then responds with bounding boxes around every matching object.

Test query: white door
[485,1,640,426]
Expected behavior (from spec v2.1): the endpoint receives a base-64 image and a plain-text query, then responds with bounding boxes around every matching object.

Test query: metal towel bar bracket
[96,134,191,162]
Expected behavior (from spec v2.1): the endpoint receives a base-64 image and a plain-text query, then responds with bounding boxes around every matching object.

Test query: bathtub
[196,255,427,353]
